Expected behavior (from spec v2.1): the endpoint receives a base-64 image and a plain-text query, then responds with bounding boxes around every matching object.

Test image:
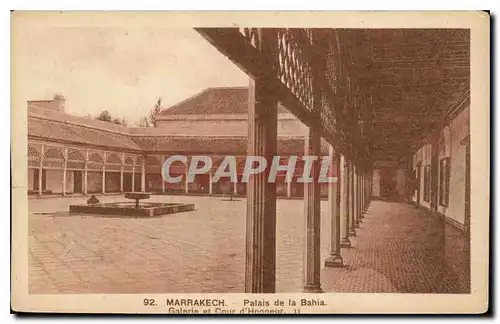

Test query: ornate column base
[348,229,357,236]
[340,238,351,248]
[324,253,343,267]
[303,285,323,293]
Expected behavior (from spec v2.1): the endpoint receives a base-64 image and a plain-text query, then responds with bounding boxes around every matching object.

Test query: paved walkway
[28,196,469,294]
[322,200,470,293]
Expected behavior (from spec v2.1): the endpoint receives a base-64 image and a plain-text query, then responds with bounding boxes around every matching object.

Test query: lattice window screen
[238,28,260,49]
[123,157,135,172]
[277,29,314,112]
[28,145,41,168]
[146,156,163,173]
[88,153,104,170]
[42,147,64,169]
[105,154,122,171]
[67,149,86,170]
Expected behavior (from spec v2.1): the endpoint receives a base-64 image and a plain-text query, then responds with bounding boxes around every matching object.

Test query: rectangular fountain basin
[69,202,195,217]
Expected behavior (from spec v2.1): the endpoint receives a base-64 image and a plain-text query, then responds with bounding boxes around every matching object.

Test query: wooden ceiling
[339,29,470,163]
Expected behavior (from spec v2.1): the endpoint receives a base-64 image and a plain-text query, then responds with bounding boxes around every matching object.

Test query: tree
[94,110,128,126]
[96,110,112,122]
[148,98,162,127]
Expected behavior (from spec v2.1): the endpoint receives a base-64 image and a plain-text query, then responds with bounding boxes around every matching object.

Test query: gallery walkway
[321,200,470,293]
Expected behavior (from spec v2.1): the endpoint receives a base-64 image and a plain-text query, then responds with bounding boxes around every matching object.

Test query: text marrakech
[162,155,337,184]
[165,298,225,307]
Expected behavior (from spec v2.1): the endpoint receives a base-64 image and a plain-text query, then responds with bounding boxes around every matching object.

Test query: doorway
[134,173,142,192]
[74,170,83,193]
[123,173,133,192]
[380,168,397,200]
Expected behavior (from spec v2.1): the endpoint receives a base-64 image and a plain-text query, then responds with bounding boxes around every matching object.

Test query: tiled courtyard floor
[28,196,470,294]
[321,201,470,293]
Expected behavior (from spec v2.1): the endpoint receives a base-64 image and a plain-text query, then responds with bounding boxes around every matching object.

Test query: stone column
[162,155,166,193]
[364,175,367,211]
[366,176,368,206]
[341,157,351,247]
[348,162,357,236]
[352,165,359,228]
[362,175,364,213]
[208,171,213,195]
[62,147,67,196]
[358,174,361,212]
[368,176,371,201]
[367,176,370,205]
[38,145,44,197]
[244,29,279,293]
[101,153,106,194]
[245,71,278,293]
[287,180,292,198]
[361,173,366,218]
[102,168,106,194]
[325,146,343,267]
[368,175,371,207]
[120,167,124,194]
[141,157,146,192]
[184,163,189,194]
[357,168,362,225]
[131,162,135,192]
[303,128,322,293]
[83,149,88,195]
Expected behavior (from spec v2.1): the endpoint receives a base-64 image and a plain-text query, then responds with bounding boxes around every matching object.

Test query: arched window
[88,152,104,170]
[42,147,64,169]
[105,153,122,171]
[67,149,86,170]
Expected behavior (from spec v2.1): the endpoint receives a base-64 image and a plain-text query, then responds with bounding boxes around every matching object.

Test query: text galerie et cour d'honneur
[165,298,326,314]
[162,155,338,184]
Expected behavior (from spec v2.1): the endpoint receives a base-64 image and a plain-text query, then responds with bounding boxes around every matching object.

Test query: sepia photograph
[11,11,489,314]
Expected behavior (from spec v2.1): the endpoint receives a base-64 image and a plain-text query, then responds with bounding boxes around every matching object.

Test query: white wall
[436,106,469,225]
[395,168,406,198]
[155,119,248,136]
[412,143,433,209]
[411,105,469,226]
[154,114,307,136]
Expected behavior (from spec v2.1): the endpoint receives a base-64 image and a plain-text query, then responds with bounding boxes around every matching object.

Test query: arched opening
[105,153,122,193]
[67,149,86,194]
[41,147,65,195]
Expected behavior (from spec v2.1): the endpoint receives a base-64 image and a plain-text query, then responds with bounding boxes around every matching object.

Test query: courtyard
[28,195,470,294]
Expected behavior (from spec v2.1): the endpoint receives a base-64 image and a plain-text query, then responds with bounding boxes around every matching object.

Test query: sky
[12,15,249,125]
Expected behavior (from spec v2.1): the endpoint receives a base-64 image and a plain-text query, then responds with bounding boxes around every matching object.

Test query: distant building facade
[27,88,329,198]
